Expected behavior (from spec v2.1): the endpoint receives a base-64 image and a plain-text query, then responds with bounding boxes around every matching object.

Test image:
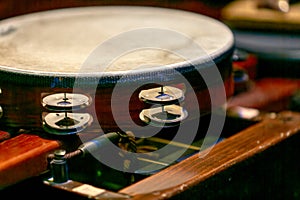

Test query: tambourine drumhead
[0,6,234,80]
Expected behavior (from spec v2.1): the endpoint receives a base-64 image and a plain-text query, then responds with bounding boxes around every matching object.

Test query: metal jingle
[42,93,91,111]
[139,104,188,127]
[0,105,2,119]
[43,112,93,135]
[139,86,184,105]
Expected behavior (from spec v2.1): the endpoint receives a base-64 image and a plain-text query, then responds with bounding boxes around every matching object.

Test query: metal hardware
[42,93,91,111]
[42,92,92,135]
[0,105,2,119]
[44,179,131,199]
[140,104,188,127]
[50,149,69,184]
[139,85,188,127]
[43,112,93,135]
[139,86,184,105]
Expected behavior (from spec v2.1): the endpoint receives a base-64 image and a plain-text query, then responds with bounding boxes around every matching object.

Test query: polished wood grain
[120,110,300,199]
[0,133,60,188]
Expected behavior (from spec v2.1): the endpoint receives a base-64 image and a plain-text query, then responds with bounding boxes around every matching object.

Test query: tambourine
[0,6,234,135]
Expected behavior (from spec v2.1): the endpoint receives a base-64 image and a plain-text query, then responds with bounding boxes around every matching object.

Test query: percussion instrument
[0,6,234,135]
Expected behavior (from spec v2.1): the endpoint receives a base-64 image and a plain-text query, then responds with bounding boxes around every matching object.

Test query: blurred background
[0,0,233,20]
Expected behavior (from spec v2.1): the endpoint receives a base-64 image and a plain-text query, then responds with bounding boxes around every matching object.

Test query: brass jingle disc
[42,93,91,111]
[43,112,93,135]
[139,104,188,127]
[139,86,184,105]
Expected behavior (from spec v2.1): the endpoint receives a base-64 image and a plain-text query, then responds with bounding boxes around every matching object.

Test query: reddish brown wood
[227,78,300,112]
[0,134,60,188]
[0,0,223,21]
[0,130,10,142]
[119,111,300,199]
[0,75,233,134]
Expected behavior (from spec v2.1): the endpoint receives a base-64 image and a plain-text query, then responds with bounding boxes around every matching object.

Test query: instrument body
[0,6,234,134]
